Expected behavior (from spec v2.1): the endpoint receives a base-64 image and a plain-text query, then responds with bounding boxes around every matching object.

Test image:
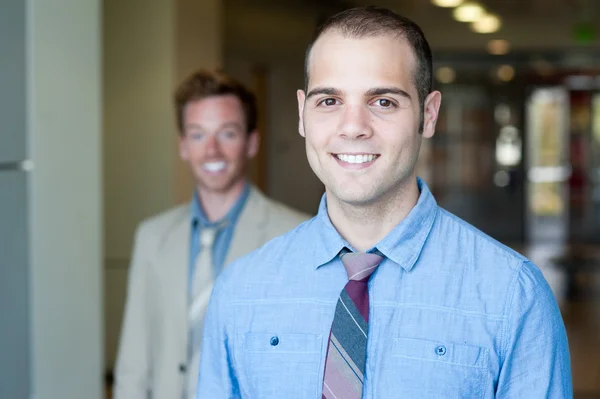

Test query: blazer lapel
[224,185,269,267]
[156,206,191,365]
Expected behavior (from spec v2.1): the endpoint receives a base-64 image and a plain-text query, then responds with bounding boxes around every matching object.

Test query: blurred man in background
[114,69,310,399]
[198,7,572,398]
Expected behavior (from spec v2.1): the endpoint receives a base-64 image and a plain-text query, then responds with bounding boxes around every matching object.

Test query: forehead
[307,31,417,92]
[185,94,244,118]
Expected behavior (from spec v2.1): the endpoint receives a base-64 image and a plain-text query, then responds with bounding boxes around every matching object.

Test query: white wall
[103,0,177,260]
[103,0,177,370]
[103,0,223,370]
[28,0,103,398]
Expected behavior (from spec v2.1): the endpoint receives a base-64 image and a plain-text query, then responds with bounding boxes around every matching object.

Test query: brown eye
[323,98,337,106]
[378,99,392,107]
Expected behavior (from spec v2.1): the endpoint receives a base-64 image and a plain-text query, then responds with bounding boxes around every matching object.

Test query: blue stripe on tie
[330,337,364,383]
[339,289,368,331]
[331,292,368,372]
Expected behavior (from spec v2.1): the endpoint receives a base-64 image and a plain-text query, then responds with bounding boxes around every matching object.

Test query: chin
[196,178,231,193]
[330,187,378,207]
[200,172,247,194]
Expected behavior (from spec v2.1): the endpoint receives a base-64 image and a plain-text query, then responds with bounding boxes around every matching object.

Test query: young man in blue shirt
[198,7,572,398]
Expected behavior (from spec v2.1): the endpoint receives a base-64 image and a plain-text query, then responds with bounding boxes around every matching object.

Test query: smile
[203,161,227,172]
[335,154,379,164]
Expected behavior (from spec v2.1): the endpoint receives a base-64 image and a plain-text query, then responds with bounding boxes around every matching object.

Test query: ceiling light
[487,39,510,55]
[453,2,485,22]
[436,66,456,84]
[472,13,501,33]
[497,65,515,82]
[431,0,464,7]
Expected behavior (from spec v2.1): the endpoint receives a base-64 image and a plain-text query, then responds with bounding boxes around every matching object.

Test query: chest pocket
[241,332,323,399]
[377,337,489,399]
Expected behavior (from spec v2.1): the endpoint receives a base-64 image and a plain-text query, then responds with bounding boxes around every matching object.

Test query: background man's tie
[322,250,384,399]
[186,226,218,399]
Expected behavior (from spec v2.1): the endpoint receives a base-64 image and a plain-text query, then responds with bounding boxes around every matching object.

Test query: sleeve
[196,269,241,399]
[496,260,573,398]
[113,224,152,399]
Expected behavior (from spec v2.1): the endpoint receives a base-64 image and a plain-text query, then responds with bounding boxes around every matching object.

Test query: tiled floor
[105,242,600,398]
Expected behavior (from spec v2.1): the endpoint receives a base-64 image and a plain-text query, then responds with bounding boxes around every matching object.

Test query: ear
[297,89,306,138]
[178,134,189,161]
[246,130,260,159]
[422,91,441,139]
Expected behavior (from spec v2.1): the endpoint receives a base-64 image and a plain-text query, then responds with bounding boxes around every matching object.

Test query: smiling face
[297,30,440,208]
[179,94,258,195]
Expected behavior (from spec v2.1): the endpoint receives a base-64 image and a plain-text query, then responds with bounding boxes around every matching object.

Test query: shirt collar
[311,177,438,272]
[191,181,251,229]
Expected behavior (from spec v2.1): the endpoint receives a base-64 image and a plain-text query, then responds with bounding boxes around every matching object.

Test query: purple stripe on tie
[345,280,370,322]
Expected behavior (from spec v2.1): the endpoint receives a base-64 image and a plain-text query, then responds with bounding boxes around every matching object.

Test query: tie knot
[340,251,383,281]
[199,227,218,248]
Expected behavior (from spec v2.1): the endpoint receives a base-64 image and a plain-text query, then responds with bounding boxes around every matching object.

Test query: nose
[339,104,373,140]
[204,134,221,157]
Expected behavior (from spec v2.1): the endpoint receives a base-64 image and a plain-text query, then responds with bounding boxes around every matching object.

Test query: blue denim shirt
[189,182,250,293]
[198,178,572,398]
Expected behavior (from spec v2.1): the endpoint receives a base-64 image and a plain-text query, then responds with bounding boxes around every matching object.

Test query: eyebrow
[365,87,412,100]
[305,86,412,101]
[185,122,243,131]
[306,87,342,99]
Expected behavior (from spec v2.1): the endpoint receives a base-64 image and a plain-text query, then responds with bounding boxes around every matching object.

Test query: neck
[196,179,247,223]
[327,177,420,252]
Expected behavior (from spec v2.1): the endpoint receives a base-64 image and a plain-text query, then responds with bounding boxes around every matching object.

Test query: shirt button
[179,363,187,373]
[435,345,447,356]
[270,336,279,346]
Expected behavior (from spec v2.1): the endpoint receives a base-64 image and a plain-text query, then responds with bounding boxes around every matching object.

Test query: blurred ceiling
[225,0,600,64]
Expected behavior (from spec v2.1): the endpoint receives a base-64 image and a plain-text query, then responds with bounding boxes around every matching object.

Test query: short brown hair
[174,69,257,135]
[304,6,433,132]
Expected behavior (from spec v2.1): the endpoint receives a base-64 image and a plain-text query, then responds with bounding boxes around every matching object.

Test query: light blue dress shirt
[198,178,572,398]
[189,182,250,293]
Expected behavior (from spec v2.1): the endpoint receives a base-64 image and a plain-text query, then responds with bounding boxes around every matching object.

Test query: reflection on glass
[494,170,510,187]
[496,126,522,166]
[531,182,564,216]
[494,103,511,125]
[592,94,600,232]
[593,94,600,148]
[526,87,569,243]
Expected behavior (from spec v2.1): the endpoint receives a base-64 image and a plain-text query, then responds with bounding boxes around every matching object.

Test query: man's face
[179,95,258,194]
[297,31,440,207]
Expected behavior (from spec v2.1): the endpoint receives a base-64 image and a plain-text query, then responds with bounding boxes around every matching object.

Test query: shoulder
[134,203,189,243]
[425,207,550,315]
[265,197,312,223]
[434,207,559,301]
[433,207,528,269]
[215,218,315,292]
[249,186,313,229]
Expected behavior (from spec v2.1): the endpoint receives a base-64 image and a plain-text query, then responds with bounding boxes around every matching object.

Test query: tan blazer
[114,186,311,399]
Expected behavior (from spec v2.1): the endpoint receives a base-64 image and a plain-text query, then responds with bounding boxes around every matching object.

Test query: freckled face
[179,95,258,194]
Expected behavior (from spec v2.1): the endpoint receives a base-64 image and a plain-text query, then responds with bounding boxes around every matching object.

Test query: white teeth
[203,161,226,172]
[336,154,376,164]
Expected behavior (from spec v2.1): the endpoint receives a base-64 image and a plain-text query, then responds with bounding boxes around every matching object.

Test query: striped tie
[322,250,383,399]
